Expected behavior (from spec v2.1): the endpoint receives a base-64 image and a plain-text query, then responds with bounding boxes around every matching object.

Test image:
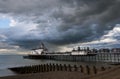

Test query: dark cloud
[0,0,120,50]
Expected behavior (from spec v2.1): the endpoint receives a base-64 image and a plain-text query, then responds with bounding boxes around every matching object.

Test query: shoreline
[0,66,120,79]
[0,71,91,79]
[0,64,118,79]
[0,69,16,77]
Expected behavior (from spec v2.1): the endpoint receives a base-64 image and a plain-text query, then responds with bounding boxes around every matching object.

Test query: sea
[0,54,110,77]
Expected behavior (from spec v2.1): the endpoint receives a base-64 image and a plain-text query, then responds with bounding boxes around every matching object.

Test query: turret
[40,42,45,49]
[78,47,81,51]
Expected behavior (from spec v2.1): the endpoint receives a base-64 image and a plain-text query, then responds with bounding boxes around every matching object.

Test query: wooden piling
[68,64,72,71]
[74,65,77,71]
[63,64,67,71]
[56,64,59,71]
[86,65,90,75]
[59,64,63,71]
[46,64,49,72]
[80,65,83,73]
[101,66,105,71]
[49,63,52,71]
[41,65,44,72]
[43,64,46,72]
[52,64,55,71]
[93,66,97,74]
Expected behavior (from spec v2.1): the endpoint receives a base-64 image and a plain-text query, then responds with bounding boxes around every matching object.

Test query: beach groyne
[9,63,111,75]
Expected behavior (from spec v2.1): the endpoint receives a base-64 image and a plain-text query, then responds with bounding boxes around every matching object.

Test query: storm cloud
[0,0,120,50]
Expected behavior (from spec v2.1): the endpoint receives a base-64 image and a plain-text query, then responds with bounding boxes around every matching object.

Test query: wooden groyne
[9,64,112,75]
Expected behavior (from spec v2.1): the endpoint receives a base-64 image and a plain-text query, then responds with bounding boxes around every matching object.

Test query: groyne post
[33,65,36,73]
[59,64,63,71]
[24,66,27,73]
[41,65,44,72]
[46,64,49,72]
[63,64,67,71]
[49,63,52,71]
[21,66,25,74]
[38,65,41,72]
[68,64,72,71]
[80,65,83,73]
[25,66,29,73]
[52,64,55,71]
[93,66,97,74]
[43,64,46,72]
[34,65,37,73]
[56,64,59,71]
[29,66,32,73]
[101,66,105,71]
[86,65,90,75]
[19,67,23,74]
[74,65,77,71]
[39,65,42,72]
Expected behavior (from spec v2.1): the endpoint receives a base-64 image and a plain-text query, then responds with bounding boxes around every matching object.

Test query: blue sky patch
[0,18,10,28]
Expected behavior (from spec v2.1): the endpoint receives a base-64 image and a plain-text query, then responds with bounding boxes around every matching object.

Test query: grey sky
[0,0,120,52]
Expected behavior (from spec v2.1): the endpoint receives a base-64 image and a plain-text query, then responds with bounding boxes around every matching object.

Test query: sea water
[0,55,109,77]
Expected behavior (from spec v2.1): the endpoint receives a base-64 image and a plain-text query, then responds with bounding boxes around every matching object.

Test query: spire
[40,42,48,51]
[40,42,44,49]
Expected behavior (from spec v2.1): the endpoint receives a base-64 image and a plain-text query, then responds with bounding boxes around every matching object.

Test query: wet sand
[0,66,120,79]
[0,71,86,79]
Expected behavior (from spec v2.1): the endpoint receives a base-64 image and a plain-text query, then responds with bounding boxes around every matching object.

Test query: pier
[25,43,120,63]
[26,53,120,63]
